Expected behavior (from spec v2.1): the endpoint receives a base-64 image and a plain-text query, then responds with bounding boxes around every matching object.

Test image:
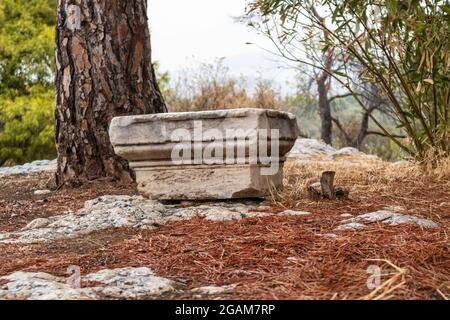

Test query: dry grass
[278,158,450,220]
[422,153,450,180]
[167,58,283,112]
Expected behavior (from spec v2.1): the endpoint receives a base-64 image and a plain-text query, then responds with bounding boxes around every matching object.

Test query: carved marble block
[109,108,299,200]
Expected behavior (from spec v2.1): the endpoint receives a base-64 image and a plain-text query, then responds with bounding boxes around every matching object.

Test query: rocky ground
[0,139,448,300]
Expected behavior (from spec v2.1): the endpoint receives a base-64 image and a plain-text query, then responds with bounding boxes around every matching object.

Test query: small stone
[200,207,243,221]
[0,159,56,176]
[34,189,52,196]
[21,218,51,231]
[286,138,336,159]
[340,213,353,218]
[335,222,367,231]
[0,195,261,243]
[242,211,272,218]
[281,210,311,216]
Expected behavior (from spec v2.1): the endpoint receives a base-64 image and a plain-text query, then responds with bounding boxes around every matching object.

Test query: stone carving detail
[110,108,299,199]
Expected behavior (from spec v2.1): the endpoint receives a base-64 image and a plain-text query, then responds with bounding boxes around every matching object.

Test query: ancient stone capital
[110,108,299,200]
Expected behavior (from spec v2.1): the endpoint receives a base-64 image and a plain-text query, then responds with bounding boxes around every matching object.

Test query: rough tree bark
[55,0,166,185]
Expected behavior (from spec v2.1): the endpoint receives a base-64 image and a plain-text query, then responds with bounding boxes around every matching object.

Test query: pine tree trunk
[55,0,166,185]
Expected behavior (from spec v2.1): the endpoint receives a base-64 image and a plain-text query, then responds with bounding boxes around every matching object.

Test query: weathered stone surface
[33,189,52,196]
[287,138,380,161]
[335,210,439,230]
[340,213,353,218]
[343,210,439,228]
[0,196,267,243]
[0,267,177,300]
[280,210,311,216]
[287,138,336,159]
[0,159,56,176]
[109,108,299,199]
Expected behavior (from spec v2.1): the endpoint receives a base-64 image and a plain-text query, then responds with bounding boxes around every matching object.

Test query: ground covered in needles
[0,157,448,300]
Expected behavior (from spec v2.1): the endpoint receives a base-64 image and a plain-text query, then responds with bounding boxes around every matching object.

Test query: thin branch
[366,131,406,139]
[331,116,352,144]
[328,92,359,103]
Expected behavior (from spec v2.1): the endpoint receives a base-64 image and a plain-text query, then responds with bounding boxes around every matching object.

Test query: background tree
[0,0,56,166]
[246,1,402,149]
[248,0,450,161]
[166,58,282,112]
[55,0,166,185]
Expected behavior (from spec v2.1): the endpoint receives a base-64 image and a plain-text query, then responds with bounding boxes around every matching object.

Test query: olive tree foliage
[248,0,450,160]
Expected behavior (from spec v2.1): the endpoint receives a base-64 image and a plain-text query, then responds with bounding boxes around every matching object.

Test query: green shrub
[0,0,57,165]
[0,85,55,165]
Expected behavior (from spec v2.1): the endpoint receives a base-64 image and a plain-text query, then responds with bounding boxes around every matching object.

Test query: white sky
[147,0,297,93]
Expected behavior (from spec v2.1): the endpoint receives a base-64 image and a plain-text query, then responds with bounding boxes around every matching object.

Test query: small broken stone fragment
[334,210,439,231]
[343,210,438,229]
[0,196,265,243]
[34,189,52,196]
[335,222,367,231]
[308,171,349,200]
[340,213,353,218]
[0,267,177,300]
[281,210,311,216]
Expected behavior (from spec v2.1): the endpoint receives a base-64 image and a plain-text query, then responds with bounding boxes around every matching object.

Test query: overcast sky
[147,0,297,93]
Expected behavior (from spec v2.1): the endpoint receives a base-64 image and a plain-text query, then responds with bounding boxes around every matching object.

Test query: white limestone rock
[82,267,177,299]
[0,159,56,176]
[324,147,366,160]
[0,196,267,243]
[339,213,353,218]
[0,267,177,300]
[335,222,367,231]
[287,138,380,161]
[287,138,336,159]
[34,189,52,196]
[0,271,96,300]
[344,210,439,229]
[335,210,439,231]
[281,210,312,216]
